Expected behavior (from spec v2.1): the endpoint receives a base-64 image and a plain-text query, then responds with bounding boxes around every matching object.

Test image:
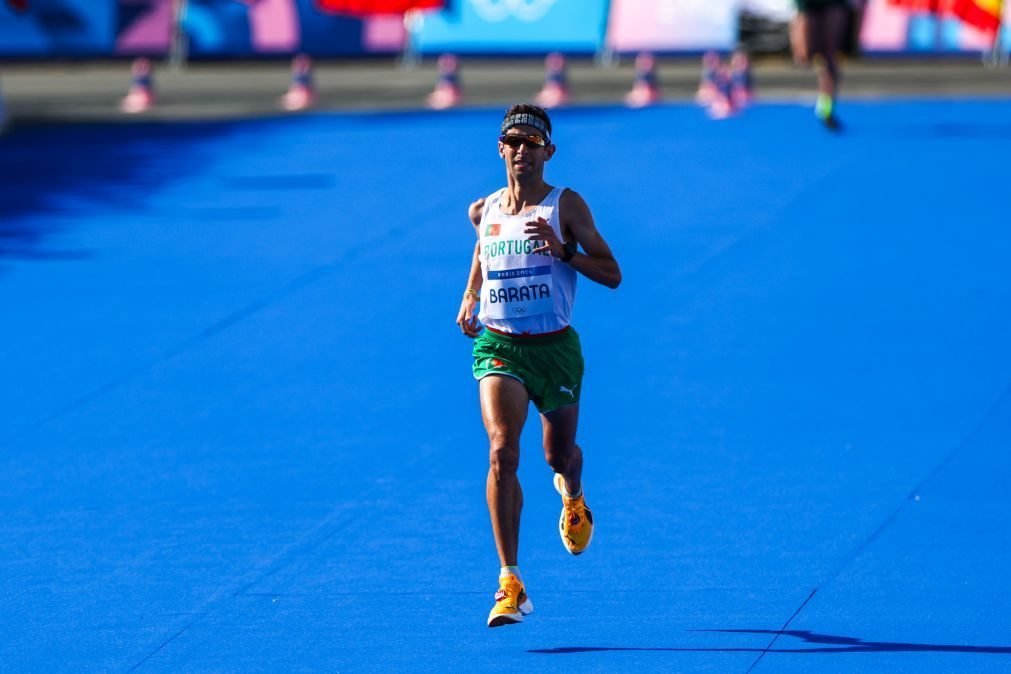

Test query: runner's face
[499,124,554,178]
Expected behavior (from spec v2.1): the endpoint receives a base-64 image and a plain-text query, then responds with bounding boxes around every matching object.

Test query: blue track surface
[2,100,1011,672]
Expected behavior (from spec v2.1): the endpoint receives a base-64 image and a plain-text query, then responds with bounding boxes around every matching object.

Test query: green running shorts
[472,327,584,413]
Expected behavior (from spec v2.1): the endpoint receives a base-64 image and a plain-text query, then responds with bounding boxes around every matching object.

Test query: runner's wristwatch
[560,240,577,263]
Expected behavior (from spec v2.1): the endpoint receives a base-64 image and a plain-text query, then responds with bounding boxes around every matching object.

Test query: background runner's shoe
[487,574,533,628]
[553,473,594,555]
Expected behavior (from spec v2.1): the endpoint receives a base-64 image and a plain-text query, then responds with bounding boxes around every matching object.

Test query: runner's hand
[525,217,564,257]
[456,294,482,338]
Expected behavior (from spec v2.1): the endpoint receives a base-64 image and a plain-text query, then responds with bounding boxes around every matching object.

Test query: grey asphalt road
[1,56,1008,125]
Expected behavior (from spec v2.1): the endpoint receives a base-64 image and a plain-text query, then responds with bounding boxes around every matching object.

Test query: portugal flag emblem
[485,223,501,236]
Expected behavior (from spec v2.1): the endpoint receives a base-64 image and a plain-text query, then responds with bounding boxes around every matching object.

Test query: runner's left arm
[525,189,621,289]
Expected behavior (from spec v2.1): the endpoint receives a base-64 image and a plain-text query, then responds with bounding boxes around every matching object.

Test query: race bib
[482,264,554,319]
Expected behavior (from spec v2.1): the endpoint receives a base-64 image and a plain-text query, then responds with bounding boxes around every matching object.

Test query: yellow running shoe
[553,473,594,555]
[487,574,533,628]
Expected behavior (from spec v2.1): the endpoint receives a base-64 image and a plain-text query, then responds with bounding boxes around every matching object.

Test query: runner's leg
[820,6,847,100]
[543,404,593,555]
[480,374,529,566]
[808,6,846,104]
[542,404,582,496]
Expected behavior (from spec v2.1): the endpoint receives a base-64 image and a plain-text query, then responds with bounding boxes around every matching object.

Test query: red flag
[888,0,1003,37]
[952,0,1003,34]
[316,0,444,15]
[886,0,956,12]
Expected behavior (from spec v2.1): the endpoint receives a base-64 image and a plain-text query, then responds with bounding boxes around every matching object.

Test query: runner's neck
[499,181,554,215]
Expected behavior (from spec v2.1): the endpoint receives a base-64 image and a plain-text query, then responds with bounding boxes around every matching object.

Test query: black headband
[501,113,550,141]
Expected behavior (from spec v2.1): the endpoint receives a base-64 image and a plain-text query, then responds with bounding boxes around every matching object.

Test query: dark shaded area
[116,0,158,35]
[529,629,1011,655]
[35,2,86,33]
[737,12,791,55]
[293,0,367,56]
[0,120,240,262]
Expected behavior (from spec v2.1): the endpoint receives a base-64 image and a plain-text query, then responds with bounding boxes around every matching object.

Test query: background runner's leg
[810,6,847,102]
[542,405,582,496]
[480,375,529,567]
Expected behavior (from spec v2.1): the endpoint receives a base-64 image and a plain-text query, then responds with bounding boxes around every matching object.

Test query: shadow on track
[0,121,236,263]
[894,123,1011,140]
[529,629,1011,655]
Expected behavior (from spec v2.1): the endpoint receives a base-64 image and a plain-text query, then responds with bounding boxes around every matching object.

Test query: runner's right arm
[456,198,486,338]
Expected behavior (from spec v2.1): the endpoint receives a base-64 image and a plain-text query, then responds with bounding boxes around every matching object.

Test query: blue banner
[0,0,395,58]
[414,0,609,54]
[181,0,365,57]
[293,0,367,57]
[0,1,116,55]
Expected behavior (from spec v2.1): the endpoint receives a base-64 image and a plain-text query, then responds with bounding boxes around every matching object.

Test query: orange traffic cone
[121,58,155,114]
[281,54,316,111]
[535,52,569,108]
[706,62,736,120]
[625,52,661,108]
[730,51,753,109]
[695,51,721,106]
[427,54,462,110]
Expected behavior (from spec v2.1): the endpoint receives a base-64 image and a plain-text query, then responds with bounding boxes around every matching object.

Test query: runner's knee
[543,441,575,474]
[489,432,520,477]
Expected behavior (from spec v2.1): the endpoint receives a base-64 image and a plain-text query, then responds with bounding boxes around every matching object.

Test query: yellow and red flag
[316,0,445,15]
[952,0,1003,34]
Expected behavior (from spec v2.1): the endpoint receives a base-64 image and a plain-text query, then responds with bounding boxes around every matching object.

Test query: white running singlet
[477,186,577,335]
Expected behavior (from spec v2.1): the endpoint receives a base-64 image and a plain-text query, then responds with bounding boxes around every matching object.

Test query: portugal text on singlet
[477,186,576,335]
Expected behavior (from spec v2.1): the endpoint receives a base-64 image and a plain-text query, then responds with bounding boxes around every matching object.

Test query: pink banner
[861,0,910,50]
[248,0,299,52]
[364,14,406,51]
[606,0,738,52]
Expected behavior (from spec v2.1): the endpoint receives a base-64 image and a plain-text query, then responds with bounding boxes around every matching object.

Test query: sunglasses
[498,134,548,149]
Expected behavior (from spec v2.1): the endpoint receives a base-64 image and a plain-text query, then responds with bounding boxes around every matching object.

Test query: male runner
[792,0,851,129]
[455,104,621,628]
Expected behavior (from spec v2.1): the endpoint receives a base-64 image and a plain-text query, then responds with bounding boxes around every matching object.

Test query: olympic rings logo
[469,0,558,22]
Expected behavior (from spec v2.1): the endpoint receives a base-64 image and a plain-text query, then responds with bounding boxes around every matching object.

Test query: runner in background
[791,0,854,129]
